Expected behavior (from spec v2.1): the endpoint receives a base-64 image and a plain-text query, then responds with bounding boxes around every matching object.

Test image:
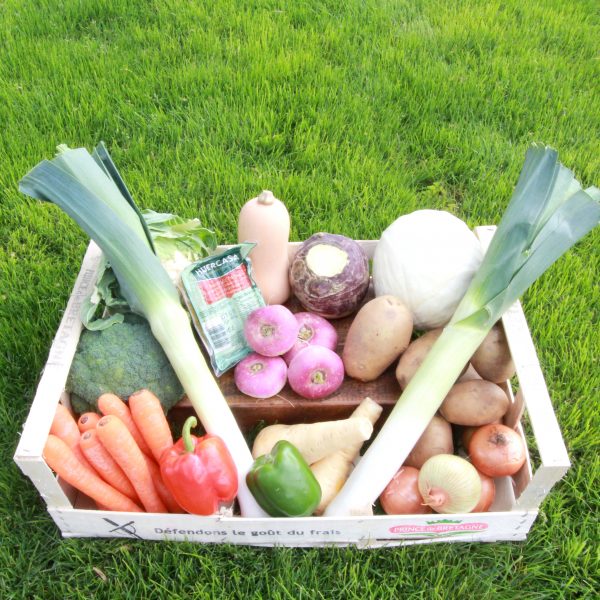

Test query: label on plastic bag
[181,244,265,376]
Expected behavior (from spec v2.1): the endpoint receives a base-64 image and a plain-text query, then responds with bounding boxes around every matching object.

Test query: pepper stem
[182,416,198,453]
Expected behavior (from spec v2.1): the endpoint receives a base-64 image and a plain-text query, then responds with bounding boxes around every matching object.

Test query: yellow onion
[418,454,481,514]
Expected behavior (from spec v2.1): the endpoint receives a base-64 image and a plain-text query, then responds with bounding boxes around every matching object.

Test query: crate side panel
[14,243,103,461]
[48,509,537,546]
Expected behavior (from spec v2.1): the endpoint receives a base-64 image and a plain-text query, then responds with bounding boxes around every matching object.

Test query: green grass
[1,0,599,597]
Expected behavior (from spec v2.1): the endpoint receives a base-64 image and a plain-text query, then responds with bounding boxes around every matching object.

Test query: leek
[325,145,599,516]
[19,146,267,517]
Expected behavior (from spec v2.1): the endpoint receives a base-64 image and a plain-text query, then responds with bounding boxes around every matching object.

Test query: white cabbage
[372,210,483,330]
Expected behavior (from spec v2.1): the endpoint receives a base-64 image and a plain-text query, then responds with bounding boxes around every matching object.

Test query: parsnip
[252,414,374,465]
[311,397,383,515]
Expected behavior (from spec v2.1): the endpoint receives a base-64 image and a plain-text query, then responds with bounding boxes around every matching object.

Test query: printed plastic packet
[180,243,265,376]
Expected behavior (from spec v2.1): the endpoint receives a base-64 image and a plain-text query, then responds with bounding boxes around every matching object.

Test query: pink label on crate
[389,522,489,535]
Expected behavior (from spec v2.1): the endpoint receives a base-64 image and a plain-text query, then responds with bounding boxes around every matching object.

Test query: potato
[457,363,482,383]
[396,329,469,389]
[395,328,442,389]
[343,295,413,382]
[471,323,515,383]
[404,414,453,469]
[440,380,510,426]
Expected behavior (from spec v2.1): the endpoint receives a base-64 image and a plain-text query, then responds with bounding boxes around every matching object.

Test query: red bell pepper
[159,416,238,515]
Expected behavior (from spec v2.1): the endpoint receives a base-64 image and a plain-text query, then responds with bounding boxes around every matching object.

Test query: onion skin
[468,423,527,478]
[418,454,481,514]
[289,233,370,319]
[470,472,496,513]
[380,466,432,515]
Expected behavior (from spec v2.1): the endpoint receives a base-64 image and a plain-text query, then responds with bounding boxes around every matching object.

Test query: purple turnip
[234,353,288,398]
[287,345,345,400]
[244,305,299,357]
[289,232,370,318]
[283,312,338,365]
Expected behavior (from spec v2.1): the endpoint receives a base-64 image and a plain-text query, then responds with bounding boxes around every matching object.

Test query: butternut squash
[237,190,291,304]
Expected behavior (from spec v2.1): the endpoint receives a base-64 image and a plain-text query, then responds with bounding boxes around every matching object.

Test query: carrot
[97,393,153,457]
[80,430,139,502]
[51,403,81,447]
[43,434,142,513]
[128,389,173,463]
[96,415,167,513]
[50,403,94,471]
[143,454,184,514]
[77,412,101,433]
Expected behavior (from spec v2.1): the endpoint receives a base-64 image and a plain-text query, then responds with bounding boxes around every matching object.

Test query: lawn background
[1,0,598,598]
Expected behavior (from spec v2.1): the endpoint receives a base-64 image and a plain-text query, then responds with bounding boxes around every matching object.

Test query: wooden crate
[13,230,570,547]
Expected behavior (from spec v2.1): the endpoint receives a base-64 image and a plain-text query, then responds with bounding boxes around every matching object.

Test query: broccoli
[66,317,184,414]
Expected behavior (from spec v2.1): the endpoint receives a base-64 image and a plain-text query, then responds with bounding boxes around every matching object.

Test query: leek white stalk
[325,145,600,516]
[19,147,267,517]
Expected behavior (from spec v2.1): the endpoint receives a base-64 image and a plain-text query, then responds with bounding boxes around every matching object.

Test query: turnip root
[233,353,287,398]
[287,345,344,399]
[283,312,338,365]
[310,397,383,515]
[252,414,374,465]
[244,305,298,357]
[289,232,370,318]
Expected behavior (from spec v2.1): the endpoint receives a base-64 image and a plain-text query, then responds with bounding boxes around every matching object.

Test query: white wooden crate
[13,229,570,547]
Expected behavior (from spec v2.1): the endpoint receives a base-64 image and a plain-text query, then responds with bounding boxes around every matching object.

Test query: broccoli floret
[66,318,184,414]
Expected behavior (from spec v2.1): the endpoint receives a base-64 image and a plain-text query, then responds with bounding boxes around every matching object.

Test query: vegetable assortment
[26,143,599,521]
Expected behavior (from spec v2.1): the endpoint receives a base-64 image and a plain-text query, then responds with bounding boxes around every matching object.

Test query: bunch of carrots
[45,390,184,513]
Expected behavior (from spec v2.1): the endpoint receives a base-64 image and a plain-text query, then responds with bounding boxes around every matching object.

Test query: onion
[379,466,432,515]
[418,454,481,514]
[470,471,496,513]
[468,423,526,477]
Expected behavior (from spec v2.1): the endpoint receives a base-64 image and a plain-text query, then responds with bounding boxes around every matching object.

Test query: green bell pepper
[246,440,321,517]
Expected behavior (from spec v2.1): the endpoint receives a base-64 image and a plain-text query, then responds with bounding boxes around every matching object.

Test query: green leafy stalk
[325,145,599,516]
[19,151,266,518]
[142,209,217,263]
